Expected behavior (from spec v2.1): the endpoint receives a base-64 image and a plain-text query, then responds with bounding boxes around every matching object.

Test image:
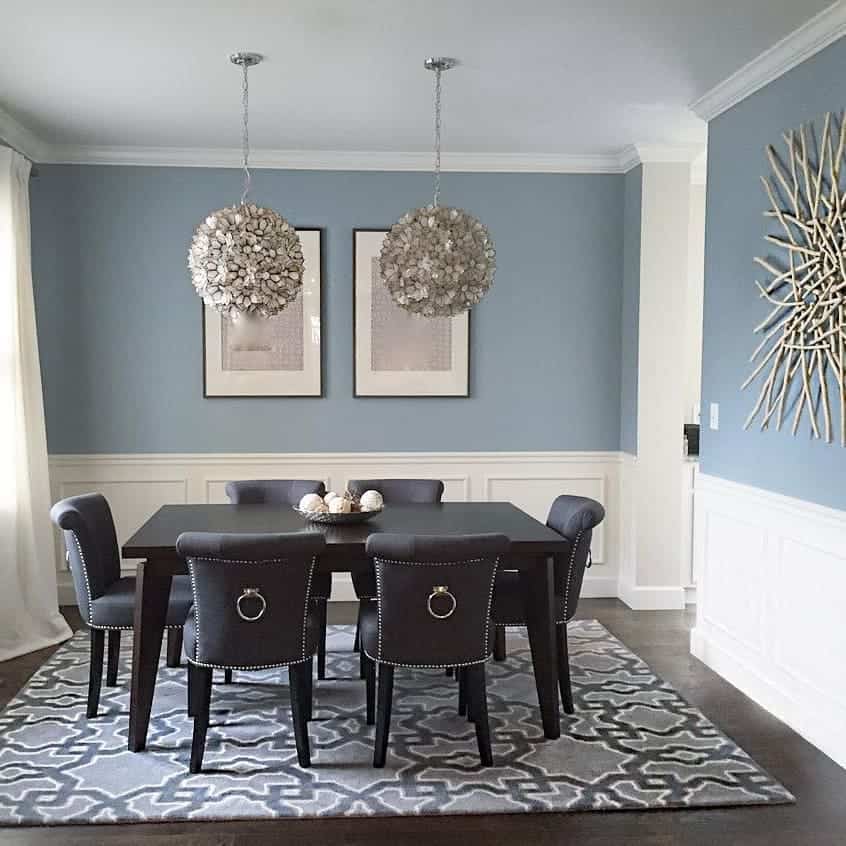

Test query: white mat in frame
[353,229,469,397]
[203,229,322,397]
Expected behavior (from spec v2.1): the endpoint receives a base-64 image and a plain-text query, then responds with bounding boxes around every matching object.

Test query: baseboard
[617,580,686,610]
[580,575,619,598]
[691,625,846,771]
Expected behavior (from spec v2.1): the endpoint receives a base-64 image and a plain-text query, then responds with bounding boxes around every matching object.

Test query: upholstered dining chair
[491,495,605,714]
[50,493,193,718]
[225,480,331,679]
[347,479,445,670]
[360,532,509,767]
[176,531,326,773]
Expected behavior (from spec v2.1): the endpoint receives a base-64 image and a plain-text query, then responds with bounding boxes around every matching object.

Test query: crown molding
[0,105,50,162]
[634,143,705,164]
[40,142,709,174]
[41,144,628,173]
[618,143,707,175]
[690,1,846,121]
[617,146,643,173]
[2,121,705,177]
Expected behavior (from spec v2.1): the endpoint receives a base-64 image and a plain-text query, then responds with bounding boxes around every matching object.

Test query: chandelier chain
[240,59,251,206]
[433,66,442,208]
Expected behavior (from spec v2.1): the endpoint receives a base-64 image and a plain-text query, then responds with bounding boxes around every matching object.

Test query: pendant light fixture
[379,57,496,317]
[188,52,304,319]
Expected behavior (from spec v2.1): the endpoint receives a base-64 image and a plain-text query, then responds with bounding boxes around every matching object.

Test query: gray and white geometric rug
[0,621,792,825]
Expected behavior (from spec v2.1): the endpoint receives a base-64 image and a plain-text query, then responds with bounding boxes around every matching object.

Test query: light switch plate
[709,402,719,431]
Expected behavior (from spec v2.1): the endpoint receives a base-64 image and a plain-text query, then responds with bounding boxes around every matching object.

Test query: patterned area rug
[0,621,792,825]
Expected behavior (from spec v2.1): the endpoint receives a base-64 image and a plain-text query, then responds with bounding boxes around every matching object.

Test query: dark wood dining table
[122,501,568,752]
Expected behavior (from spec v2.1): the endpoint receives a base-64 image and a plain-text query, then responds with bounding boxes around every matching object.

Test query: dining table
[121,500,568,752]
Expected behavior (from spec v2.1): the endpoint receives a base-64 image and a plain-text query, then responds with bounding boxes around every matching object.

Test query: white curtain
[0,147,71,661]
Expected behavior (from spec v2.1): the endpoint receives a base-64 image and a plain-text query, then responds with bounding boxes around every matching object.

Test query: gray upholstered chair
[50,493,193,718]
[347,479,445,668]
[491,495,605,714]
[360,532,509,767]
[176,531,325,773]
[225,480,331,679]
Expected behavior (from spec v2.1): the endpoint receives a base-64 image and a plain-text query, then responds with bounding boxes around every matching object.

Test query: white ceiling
[0,0,836,161]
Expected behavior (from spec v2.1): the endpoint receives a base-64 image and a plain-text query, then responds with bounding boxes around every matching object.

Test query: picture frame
[353,229,470,397]
[203,228,323,397]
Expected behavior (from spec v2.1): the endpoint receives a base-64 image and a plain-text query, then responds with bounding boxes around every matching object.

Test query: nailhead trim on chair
[70,532,95,626]
[185,654,315,671]
[300,556,316,663]
[369,555,501,669]
[186,555,319,671]
[562,531,583,625]
[89,624,184,631]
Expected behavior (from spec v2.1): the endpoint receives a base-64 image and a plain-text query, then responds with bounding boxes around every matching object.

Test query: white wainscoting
[615,452,693,610]
[48,451,622,605]
[691,472,846,770]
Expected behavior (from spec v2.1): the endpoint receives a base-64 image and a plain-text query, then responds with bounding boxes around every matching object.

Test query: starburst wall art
[744,111,846,446]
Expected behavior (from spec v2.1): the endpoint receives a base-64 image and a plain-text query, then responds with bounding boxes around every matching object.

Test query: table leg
[128,559,173,752]
[520,555,560,739]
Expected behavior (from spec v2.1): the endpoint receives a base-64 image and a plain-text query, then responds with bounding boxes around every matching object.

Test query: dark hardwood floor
[1,600,844,845]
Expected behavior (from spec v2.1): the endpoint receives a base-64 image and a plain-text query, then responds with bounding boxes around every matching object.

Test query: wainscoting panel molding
[691,472,846,770]
[49,451,622,604]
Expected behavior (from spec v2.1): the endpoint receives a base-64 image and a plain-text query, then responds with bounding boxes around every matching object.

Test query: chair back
[348,478,444,504]
[50,493,121,623]
[176,532,325,668]
[547,495,605,620]
[365,533,509,668]
[225,479,326,506]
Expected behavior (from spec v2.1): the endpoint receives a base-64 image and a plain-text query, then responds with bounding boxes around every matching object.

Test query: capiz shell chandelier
[380,57,496,317]
[188,52,304,319]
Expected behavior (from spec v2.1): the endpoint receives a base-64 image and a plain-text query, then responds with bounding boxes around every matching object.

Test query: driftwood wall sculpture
[744,111,846,446]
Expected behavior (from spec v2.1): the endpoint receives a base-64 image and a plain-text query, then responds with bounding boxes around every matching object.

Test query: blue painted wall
[702,36,846,508]
[30,166,624,454]
[619,165,641,455]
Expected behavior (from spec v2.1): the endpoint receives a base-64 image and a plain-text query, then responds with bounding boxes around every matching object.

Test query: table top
[122,501,565,561]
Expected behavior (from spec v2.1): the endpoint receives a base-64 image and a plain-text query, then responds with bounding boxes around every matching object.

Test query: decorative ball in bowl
[295,490,384,524]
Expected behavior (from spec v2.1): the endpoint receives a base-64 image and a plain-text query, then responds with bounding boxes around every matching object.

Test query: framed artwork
[203,229,322,397]
[353,229,470,397]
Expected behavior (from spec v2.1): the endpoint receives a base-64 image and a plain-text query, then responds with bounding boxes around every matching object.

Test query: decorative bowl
[294,506,383,525]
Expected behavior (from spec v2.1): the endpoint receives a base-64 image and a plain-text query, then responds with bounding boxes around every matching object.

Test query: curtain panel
[0,147,71,660]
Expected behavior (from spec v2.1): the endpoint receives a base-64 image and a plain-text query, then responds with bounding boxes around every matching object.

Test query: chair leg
[316,598,328,680]
[363,651,376,725]
[87,629,105,718]
[353,602,362,652]
[289,662,312,768]
[189,664,213,773]
[457,667,468,717]
[373,663,394,768]
[187,661,196,717]
[166,628,183,668]
[224,669,233,684]
[557,623,574,714]
[305,657,314,721]
[468,664,493,766]
[358,601,368,679]
[493,627,507,662]
[106,629,121,687]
